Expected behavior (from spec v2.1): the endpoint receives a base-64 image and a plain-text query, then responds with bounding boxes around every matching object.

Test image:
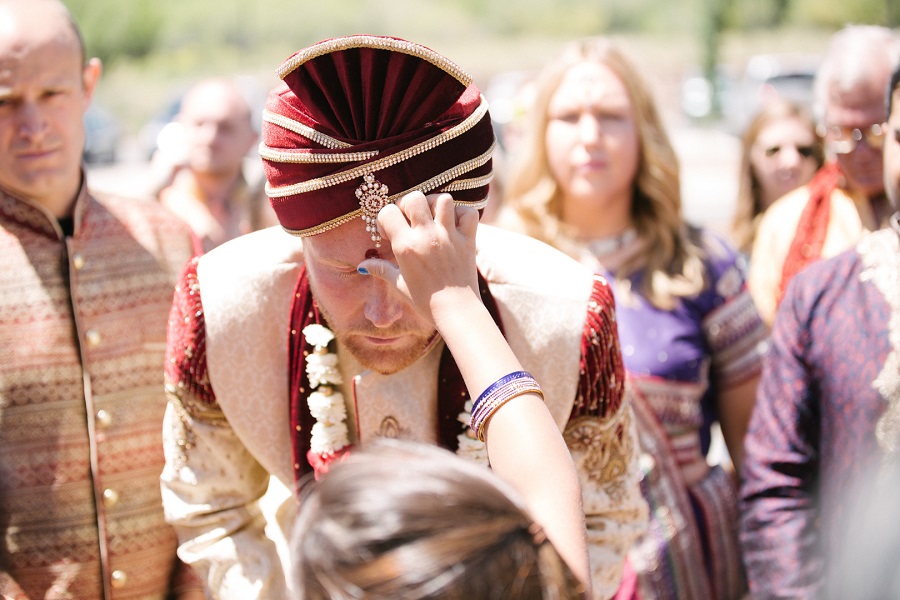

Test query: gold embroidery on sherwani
[564,404,634,502]
[166,397,197,473]
[165,383,228,425]
[171,224,644,600]
[164,380,230,473]
[375,416,409,439]
[165,260,228,430]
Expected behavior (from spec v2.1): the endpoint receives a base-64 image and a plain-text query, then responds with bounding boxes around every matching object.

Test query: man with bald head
[157,78,276,251]
[0,0,202,597]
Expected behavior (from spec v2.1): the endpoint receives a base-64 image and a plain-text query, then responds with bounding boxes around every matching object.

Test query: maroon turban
[260,35,495,239]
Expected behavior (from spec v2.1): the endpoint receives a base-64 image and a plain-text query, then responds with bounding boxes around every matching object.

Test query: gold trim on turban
[279,141,494,237]
[276,35,472,87]
[262,110,353,149]
[258,145,379,165]
[265,96,490,199]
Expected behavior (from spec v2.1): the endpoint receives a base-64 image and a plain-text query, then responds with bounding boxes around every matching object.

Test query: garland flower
[302,324,488,468]
[302,325,350,462]
[456,399,489,465]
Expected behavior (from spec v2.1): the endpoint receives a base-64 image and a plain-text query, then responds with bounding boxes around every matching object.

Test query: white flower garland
[302,325,349,456]
[457,399,489,465]
[301,324,488,465]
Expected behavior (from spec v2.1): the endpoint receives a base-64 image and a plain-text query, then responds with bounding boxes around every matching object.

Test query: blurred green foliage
[64,0,896,68]
[66,1,164,62]
[61,0,895,133]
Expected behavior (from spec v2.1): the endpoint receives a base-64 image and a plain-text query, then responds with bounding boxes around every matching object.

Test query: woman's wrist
[429,285,482,332]
[431,288,527,397]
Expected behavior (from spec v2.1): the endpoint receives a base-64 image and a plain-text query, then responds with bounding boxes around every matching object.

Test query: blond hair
[731,99,823,254]
[499,37,704,309]
[292,439,583,600]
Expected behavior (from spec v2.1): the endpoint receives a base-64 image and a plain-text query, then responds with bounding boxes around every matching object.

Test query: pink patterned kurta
[0,184,197,599]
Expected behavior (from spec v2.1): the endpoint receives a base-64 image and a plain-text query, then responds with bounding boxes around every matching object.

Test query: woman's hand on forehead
[355,191,480,326]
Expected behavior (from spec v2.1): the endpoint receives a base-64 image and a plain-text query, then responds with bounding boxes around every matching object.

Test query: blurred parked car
[727,53,819,133]
[679,66,737,121]
[83,103,122,164]
[680,53,819,134]
[138,95,183,161]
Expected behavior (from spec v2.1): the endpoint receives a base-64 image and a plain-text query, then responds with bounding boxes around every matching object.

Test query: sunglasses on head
[763,143,816,158]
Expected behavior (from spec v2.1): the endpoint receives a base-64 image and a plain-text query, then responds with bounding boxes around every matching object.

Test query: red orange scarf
[776,162,843,307]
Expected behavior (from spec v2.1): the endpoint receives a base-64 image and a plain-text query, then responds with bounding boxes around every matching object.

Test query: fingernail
[357,266,370,275]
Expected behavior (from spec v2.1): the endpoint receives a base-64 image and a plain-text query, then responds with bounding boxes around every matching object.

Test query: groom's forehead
[303,220,394,265]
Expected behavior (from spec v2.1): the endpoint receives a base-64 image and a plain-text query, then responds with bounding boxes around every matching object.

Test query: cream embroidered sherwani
[0,183,197,599]
[161,224,647,599]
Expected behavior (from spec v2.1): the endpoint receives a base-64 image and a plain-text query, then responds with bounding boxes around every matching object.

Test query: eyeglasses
[763,143,816,159]
[817,123,885,154]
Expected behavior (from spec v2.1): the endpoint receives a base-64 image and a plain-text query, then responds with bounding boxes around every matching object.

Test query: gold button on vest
[111,570,127,588]
[96,409,112,428]
[102,488,119,508]
[85,329,101,347]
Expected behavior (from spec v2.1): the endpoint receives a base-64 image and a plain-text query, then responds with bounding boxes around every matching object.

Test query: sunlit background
[67,0,899,230]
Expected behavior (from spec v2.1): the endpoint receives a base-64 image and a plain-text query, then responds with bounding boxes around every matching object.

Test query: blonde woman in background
[731,99,823,256]
[497,37,767,600]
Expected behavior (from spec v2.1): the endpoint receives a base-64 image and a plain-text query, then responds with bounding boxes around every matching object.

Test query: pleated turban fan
[260,35,496,241]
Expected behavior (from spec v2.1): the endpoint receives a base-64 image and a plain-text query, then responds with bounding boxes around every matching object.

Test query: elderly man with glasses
[748,24,900,326]
[740,58,900,600]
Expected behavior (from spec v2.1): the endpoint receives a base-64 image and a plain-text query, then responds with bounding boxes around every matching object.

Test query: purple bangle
[470,371,543,442]
[471,371,531,415]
